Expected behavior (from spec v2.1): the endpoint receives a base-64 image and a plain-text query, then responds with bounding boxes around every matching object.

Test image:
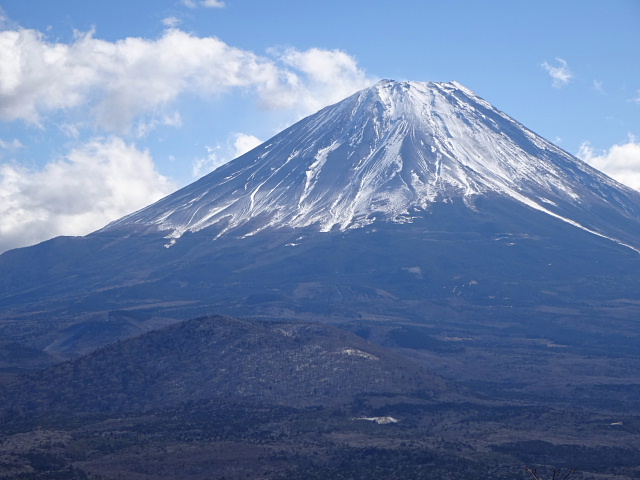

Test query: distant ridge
[0,315,449,414]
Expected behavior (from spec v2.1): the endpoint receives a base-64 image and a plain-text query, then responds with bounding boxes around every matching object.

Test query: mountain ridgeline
[104,80,640,250]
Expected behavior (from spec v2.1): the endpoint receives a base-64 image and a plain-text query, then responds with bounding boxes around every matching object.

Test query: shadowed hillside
[0,315,450,416]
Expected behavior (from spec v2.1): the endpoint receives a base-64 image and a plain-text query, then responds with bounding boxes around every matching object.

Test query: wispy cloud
[578,137,640,191]
[593,80,605,94]
[162,16,181,27]
[192,146,220,178]
[202,0,225,7]
[541,58,573,88]
[0,138,22,152]
[183,0,225,8]
[191,133,262,178]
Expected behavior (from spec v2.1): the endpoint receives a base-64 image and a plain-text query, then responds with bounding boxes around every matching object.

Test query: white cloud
[0,27,375,134]
[541,58,573,88]
[162,16,181,27]
[577,138,640,191]
[231,132,262,157]
[0,29,101,125]
[183,0,225,8]
[191,133,263,178]
[631,90,640,105]
[0,28,272,129]
[0,137,174,253]
[202,0,225,7]
[192,145,220,178]
[593,80,604,94]
[135,111,182,138]
[0,137,22,151]
[262,47,375,114]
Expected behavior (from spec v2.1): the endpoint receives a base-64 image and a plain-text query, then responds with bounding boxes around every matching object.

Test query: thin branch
[524,467,541,480]
[524,466,577,480]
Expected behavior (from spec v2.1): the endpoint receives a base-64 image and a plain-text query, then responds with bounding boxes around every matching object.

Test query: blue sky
[0,0,639,252]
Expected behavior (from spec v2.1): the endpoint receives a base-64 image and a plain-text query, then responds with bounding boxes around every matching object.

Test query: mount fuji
[105,80,640,252]
[4,80,640,480]
[2,80,640,359]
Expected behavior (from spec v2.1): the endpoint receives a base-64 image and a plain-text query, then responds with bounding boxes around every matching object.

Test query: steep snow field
[101,80,640,252]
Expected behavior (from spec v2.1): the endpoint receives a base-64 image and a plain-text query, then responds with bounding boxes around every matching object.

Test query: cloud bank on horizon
[0,7,639,254]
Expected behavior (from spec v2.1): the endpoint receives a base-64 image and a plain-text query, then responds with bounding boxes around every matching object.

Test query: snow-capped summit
[5,80,640,358]
[102,80,640,252]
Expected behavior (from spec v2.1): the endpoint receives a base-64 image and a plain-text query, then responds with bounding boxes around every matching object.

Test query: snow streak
[101,80,640,254]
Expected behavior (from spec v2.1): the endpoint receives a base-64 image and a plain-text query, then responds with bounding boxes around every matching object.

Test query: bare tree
[524,467,577,480]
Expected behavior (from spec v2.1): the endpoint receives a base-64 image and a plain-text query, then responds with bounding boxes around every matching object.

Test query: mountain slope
[0,315,449,413]
[2,80,640,361]
[102,80,640,253]
[3,80,640,480]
